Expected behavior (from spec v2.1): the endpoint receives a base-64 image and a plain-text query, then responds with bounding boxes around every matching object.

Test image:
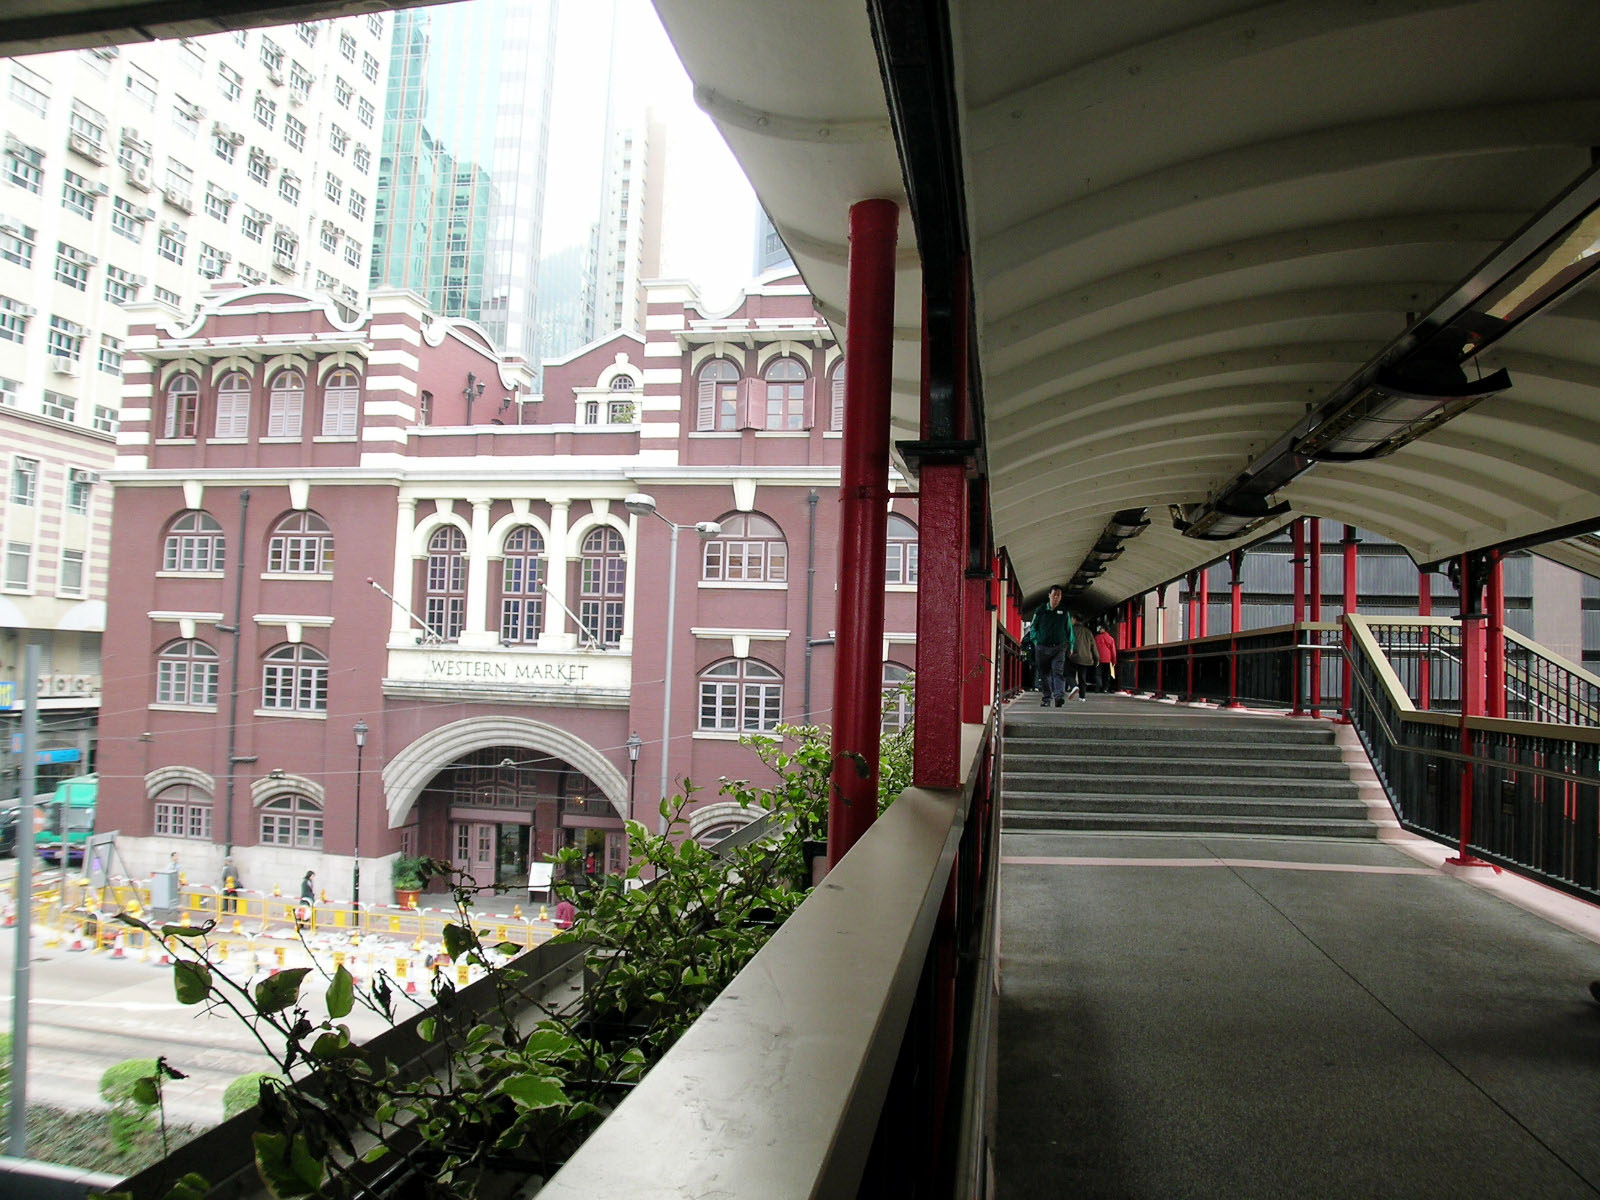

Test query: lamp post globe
[352,719,369,910]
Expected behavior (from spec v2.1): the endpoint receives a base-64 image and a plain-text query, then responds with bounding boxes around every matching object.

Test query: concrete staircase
[1003,695,1379,838]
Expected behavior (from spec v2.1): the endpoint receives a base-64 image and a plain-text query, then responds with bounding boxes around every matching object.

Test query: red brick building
[97,275,919,898]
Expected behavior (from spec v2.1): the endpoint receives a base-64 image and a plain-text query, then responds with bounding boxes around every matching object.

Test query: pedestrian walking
[1029,585,1077,706]
[296,869,316,926]
[1094,625,1118,693]
[1069,616,1096,700]
[221,855,242,914]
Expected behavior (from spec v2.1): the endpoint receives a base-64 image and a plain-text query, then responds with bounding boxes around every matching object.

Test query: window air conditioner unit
[127,164,152,191]
[267,67,285,86]
[163,187,195,214]
[5,133,26,154]
[90,181,108,196]
[70,468,99,484]
[120,126,140,143]
[67,132,105,163]
[51,674,72,696]
[0,216,17,234]
[71,675,91,693]
[50,356,79,376]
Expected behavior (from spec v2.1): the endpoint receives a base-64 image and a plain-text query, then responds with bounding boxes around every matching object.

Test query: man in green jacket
[1030,585,1077,706]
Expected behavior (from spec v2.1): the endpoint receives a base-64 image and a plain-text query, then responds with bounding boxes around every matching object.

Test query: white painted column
[543,500,573,650]
[391,496,418,643]
[460,498,495,649]
[619,511,640,655]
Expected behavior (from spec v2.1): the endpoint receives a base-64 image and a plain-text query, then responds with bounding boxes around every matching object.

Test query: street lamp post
[625,731,642,819]
[352,719,368,910]
[623,494,719,834]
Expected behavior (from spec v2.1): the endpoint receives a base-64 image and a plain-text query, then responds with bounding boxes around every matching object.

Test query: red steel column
[1486,551,1507,719]
[1227,549,1244,709]
[1308,517,1323,718]
[1341,524,1358,719]
[828,198,898,864]
[1449,555,1491,867]
[915,463,967,787]
[1197,566,1210,638]
[1418,571,1433,711]
[1291,519,1307,716]
[1154,584,1169,699]
[1184,570,1198,700]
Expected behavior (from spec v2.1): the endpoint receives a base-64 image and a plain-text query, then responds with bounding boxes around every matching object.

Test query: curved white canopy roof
[654,0,1600,601]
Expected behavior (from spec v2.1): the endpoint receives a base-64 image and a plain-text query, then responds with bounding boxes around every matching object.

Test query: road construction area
[0,860,565,1132]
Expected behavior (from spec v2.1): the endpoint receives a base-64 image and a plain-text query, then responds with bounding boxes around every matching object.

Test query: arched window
[578,526,626,648]
[154,783,212,840]
[882,662,914,733]
[696,359,739,431]
[215,370,251,438]
[886,514,919,586]
[156,639,219,707]
[703,513,787,583]
[763,358,806,430]
[607,375,637,423]
[268,511,334,573]
[261,643,328,712]
[267,369,306,437]
[260,792,323,848]
[424,526,467,641]
[163,510,225,573]
[321,366,360,436]
[500,526,545,644]
[164,373,199,438]
[698,658,782,732]
[830,362,846,430]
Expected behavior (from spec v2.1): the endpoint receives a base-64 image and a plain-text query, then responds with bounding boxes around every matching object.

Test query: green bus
[37,774,97,864]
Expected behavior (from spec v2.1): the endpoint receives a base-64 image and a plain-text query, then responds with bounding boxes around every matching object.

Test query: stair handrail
[1503,626,1600,726]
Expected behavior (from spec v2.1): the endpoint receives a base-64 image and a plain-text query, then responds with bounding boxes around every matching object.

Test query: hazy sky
[543,0,761,309]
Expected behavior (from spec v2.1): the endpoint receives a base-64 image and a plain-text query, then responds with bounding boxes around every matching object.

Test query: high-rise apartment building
[0,17,389,790]
[370,0,559,360]
[753,208,794,276]
[594,114,663,340]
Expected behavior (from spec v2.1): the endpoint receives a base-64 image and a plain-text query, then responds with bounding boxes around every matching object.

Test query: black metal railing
[1121,623,1344,712]
[1345,617,1600,901]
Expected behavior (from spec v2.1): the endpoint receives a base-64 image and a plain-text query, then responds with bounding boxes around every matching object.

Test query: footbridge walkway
[999,695,1600,1198]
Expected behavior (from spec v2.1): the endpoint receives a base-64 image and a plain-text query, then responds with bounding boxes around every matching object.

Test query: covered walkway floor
[1000,804,1600,1195]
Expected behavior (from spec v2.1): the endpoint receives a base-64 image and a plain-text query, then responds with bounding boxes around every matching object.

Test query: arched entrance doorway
[408,745,625,891]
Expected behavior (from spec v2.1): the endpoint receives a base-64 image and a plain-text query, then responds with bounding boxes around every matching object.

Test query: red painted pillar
[1154,584,1169,699]
[1184,570,1198,701]
[1197,566,1210,638]
[1308,517,1323,718]
[1486,551,1507,719]
[1449,555,1491,867]
[961,561,989,724]
[1227,549,1244,708]
[1291,520,1307,716]
[1341,524,1358,719]
[828,198,898,865]
[1418,570,1433,711]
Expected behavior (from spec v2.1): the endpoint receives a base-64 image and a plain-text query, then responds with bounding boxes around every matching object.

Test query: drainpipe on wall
[221,489,251,855]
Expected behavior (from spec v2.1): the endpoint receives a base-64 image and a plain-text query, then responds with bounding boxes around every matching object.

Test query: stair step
[1003,740,1346,763]
[1001,811,1378,838]
[1004,772,1362,798]
[1003,793,1370,820]
[1004,754,1353,778]
[1004,724,1339,746]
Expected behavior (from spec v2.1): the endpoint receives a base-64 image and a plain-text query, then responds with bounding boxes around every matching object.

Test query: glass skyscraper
[371,0,558,360]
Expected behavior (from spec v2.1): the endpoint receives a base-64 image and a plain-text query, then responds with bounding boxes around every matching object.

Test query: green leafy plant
[223,1072,284,1121]
[99,1058,184,1157]
[390,854,427,892]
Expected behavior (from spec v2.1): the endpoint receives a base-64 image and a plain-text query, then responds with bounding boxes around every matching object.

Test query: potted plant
[390,853,426,908]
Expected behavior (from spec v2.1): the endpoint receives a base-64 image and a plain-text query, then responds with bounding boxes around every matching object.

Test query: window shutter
[740,377,761,430]
[697,376,714,431]
[802,377,817,429]
[267,394,285,437]
[831,372,846,429]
